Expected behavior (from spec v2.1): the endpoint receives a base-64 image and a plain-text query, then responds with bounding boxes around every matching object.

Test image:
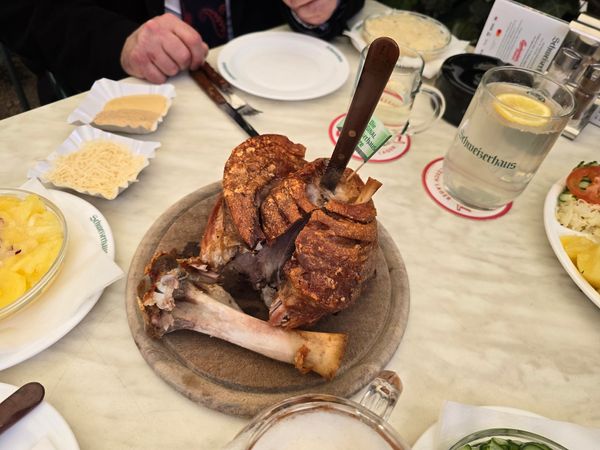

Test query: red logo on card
[512,39,527,62]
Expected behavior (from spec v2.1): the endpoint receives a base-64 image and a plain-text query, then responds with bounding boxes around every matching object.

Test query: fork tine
[224,91,262,116]
[237,104,262,115]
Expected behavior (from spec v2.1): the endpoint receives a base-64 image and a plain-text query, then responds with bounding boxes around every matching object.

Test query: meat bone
[321,37,399,192]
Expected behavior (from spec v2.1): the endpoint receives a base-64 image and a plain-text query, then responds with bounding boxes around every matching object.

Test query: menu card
[474,0,570,71]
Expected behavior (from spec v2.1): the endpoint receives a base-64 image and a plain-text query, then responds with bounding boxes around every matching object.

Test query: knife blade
[0,382,45,435]
[189,69,259,137]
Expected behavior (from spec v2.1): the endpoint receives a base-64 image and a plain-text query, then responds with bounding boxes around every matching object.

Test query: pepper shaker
[569,35,600,84]
[572,63,600,120]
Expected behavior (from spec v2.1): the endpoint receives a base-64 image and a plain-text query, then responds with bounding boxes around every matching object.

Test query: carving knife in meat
[320,37,399,192]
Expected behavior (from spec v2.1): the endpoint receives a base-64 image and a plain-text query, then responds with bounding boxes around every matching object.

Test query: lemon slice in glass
[493,93,552,127]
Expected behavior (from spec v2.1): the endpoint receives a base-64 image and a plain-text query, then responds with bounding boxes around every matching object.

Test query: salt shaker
[546,47,582,85]
[572,63,600,120]
[569,35,600,84]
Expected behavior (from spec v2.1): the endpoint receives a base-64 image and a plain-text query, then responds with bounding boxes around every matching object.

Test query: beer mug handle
[359,370,403,421]
[409,85,446,135]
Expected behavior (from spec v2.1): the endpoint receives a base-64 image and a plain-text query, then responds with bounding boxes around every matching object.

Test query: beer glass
[358,44,445,136]
[222,371,408,450]
[443,66,575,210]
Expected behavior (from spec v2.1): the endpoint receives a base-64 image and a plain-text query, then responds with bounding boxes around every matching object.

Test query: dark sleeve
[0,1,144,94]
[282,0,365,41]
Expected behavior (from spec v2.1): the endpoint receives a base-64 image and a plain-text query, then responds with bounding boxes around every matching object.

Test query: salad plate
[412,406,542,450]
[543,176,600,310]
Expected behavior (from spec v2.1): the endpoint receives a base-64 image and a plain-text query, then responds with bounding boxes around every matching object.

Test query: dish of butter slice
[92,94,170,134]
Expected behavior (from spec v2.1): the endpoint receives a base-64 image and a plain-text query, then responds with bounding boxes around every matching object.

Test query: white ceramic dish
[0,382,79,450]
[412,406,542,450]
[28,125,159,200]
[543,176,600,309]
[0,190,115,370]
[351,11,451,61]
[217,31,349,101]
[67,78,175,133]
[344,19,467,79]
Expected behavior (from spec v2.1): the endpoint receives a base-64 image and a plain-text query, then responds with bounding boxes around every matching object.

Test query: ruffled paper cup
[67,78,176,134]
[28,125,160,199]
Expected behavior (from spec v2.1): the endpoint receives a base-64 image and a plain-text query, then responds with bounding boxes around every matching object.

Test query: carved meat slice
[199,194,246,270]
[269,177,380,329]
[222,134,306,249]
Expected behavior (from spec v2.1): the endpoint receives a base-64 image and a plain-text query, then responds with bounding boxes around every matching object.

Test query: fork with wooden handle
[196,62,262,115]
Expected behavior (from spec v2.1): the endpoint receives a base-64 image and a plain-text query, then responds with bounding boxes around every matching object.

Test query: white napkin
[0,179,123,351]
[436,401,600,450]
[421,37,470,79]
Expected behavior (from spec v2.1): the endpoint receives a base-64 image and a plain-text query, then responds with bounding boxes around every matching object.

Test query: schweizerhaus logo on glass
[459,130,517,169]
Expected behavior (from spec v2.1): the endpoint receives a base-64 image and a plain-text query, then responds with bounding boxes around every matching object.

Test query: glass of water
[443,66,575,210]
[358,44,445,137]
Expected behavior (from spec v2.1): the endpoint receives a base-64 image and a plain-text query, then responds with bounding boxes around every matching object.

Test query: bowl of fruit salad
[448,428,568,450]
[0,188,68,319]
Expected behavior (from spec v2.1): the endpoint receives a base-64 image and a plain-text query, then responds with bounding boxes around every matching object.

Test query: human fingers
[149,44,181,77]
[161,32,193,70]
[141,61,168,84]
[170,18,209,69]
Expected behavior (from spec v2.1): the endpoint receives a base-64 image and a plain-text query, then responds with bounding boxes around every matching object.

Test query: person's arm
[281,0,365,40]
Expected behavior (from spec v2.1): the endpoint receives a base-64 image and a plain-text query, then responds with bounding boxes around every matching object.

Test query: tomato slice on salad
[566,163,600,204]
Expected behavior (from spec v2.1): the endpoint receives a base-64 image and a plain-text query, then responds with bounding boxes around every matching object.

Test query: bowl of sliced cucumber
[448,428,568,450]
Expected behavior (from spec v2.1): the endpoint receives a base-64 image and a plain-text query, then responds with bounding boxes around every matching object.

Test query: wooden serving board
[125,182,410,417]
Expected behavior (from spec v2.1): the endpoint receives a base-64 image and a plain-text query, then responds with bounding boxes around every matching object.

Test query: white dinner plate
[543,176,600,310]
[412,406,542,450]
[0,191,115,370]
[217,31,349,101]
[0,383,79,450]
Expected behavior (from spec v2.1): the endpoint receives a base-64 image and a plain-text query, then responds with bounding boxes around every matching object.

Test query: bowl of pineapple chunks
[0,189,68,319]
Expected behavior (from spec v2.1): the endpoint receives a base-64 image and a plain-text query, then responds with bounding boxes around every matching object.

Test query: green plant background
[378,0,580,43]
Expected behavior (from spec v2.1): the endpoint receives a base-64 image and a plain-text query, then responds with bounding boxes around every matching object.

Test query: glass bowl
[0,188,68,320]
[448,428,568,450]
[362,10,452,62]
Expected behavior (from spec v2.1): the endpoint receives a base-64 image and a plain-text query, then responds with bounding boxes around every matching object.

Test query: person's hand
[282,0,338,26]
[120,13,209,84]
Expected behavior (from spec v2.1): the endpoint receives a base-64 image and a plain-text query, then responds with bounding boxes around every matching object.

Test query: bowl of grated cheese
[361,10,451,62]
[28,125,160,200]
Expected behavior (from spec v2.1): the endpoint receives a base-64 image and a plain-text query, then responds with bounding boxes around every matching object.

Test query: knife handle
[199,62,231,92]
[190,69,227,105]
[322,37,399,191]
[0,382,45,435]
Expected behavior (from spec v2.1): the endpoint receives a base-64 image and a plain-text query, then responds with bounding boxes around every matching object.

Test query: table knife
[198,61,230,92]
[189,69,259,137]
[0,382,45,435]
